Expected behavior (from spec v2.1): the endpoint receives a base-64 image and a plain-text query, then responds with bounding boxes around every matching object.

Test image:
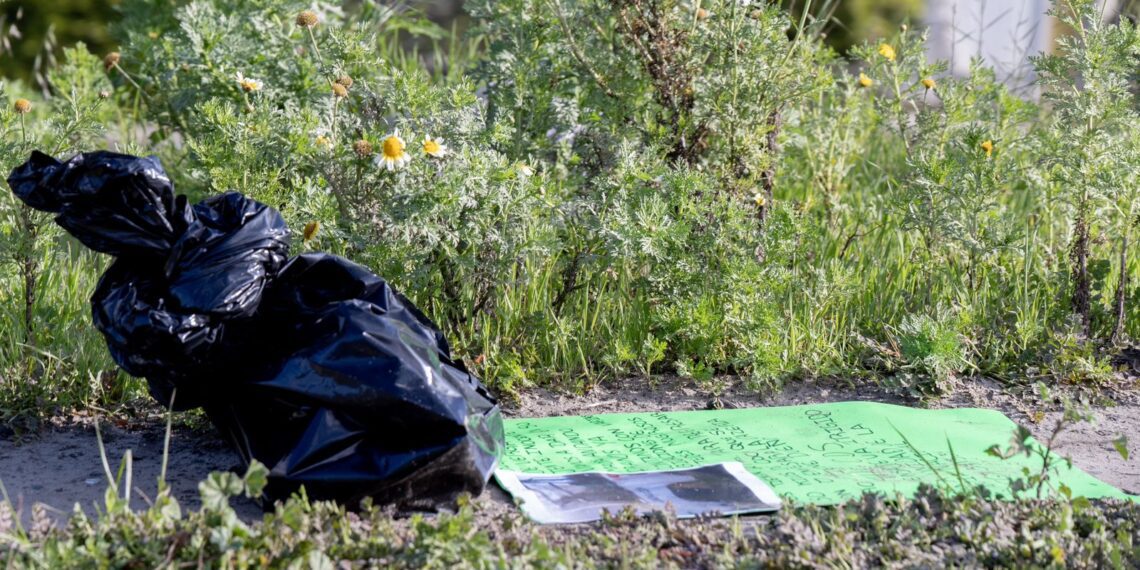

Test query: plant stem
[307,27,324,65]
[111,63,145,94]
[547,0,616,98]
[17,206,39,354]
[757,109,782,228]
[1070,200,1091,337]
[1036,416,1068,499]
[1112,227,1129,343]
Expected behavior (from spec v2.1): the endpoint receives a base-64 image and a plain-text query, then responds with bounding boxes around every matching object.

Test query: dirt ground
[1,377,1137,525]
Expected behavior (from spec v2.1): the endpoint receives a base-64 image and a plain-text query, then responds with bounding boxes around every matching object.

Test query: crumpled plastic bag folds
[8,150,504,508]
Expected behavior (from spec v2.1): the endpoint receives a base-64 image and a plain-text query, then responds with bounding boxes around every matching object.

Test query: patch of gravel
[1,376,1136,527]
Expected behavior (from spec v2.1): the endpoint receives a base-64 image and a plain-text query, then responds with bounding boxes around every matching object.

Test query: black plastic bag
[8,150,504,508]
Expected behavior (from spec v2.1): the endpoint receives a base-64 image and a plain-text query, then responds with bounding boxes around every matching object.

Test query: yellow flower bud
[13,98,31,114]
[878,44,896,62]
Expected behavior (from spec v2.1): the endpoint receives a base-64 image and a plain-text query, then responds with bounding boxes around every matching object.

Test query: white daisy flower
[235,71,263,93]
[374,130,411,171]
[422,135,448,158]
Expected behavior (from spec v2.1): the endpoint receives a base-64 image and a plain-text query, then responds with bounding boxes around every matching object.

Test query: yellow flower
[235,72,263,93]
[303,221,320,242]
[922,77,936,90]
[752,192,766,207]
[375,131,411,171]
[422,135,448,158]
[296,10,319,28]
[878,44,896,62]
[13,98,32,114]
[313,128,333,149]
[981,140,994,157]
[353,139,373,158]
[1051,545,1065,565]
[331,83,348,99]
[858,73,873,88]
[103,52,121,71]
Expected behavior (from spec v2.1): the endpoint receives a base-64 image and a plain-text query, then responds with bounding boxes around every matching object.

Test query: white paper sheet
[495,462,781,524]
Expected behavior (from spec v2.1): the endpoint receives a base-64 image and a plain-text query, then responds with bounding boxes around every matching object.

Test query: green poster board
[499,402,1133,504]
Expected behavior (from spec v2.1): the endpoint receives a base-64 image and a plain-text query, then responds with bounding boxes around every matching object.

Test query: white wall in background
[924,0,1124,92]
[924,0,1053,91]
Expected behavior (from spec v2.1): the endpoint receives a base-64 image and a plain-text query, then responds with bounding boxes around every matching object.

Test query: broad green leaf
[244,460,269,498]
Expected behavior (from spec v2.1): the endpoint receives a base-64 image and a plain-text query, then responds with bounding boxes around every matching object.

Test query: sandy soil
[0,415,264,523]
[1,377,1136,525]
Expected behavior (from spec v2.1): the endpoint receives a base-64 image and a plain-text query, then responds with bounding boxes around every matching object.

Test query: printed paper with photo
[495,462,780,524]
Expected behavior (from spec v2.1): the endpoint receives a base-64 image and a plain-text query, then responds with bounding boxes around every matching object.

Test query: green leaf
[1113,435,1130,461]
[156,493,182,523]
[1071,496,1091,512]
[288,551,335,570]
[243,460,269,498]
[199,471,243,511]
[103,486,125,513]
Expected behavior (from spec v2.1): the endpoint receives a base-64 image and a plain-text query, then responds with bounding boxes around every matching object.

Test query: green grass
[0,238,130,432]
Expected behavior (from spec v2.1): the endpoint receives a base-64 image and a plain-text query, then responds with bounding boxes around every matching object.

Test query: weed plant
[0,46,132,432]
[1,467,1137,567]
[0,0,1137,408]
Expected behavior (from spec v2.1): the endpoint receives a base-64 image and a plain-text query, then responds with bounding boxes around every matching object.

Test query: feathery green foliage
[0,0,1137,412]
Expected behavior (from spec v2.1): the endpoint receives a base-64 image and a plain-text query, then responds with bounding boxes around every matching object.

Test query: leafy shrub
[892,307,968,393]
[1033,0,1140,340]
[91,0,839,394]
[0,0,1138,403]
